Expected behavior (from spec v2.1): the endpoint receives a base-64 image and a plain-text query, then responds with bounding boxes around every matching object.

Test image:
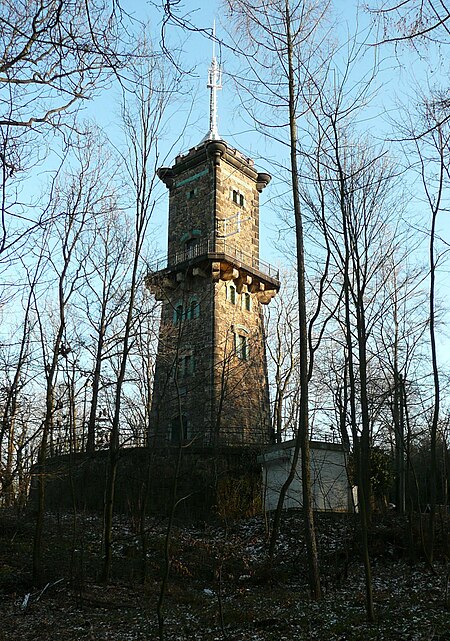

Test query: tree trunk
[285,0,321,601]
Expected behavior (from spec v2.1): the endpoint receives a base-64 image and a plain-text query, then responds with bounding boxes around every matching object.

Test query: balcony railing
[151,236,280,281]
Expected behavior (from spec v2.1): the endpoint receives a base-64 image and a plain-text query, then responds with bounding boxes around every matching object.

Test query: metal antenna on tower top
[202,21,222,142]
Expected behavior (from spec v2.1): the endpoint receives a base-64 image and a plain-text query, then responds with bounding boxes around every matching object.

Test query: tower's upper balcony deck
[150,234,280,285]
[147,234,280,305]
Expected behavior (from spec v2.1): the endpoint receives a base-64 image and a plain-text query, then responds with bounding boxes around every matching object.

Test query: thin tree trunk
[355,297,375,622]
[157,370,185,641]
[86,321,105,453]
[285,0,320,601]
[427,182,440,564]
[32,254,72,584]
[333,124,375,621]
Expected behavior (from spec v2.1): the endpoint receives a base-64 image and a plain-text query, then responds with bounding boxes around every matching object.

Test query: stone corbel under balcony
[219,263,277,305]
[221,266,239,282]
[235,273,252,294]
[256,288,277,304]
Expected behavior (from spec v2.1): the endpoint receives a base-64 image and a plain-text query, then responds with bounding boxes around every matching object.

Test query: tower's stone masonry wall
[151,278,215,445]
[167,155,213,257]
[150,140,276,447]
[215,157,260,258]
[213,280,270,445]
[151,147,215,445]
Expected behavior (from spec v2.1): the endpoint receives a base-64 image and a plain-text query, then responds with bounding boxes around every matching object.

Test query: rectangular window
[171,415,189,443]
[178,353,195,377]
[189,299,200,319]
[231,189,245,207]
[185,354,193,376]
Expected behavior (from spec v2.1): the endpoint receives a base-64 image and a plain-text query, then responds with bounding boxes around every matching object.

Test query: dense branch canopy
[369,0,450,44]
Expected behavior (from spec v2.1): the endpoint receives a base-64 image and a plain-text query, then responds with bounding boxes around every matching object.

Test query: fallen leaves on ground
[0,510,449,640]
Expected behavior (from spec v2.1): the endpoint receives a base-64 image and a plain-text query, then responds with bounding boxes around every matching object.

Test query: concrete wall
[259,440,352,512]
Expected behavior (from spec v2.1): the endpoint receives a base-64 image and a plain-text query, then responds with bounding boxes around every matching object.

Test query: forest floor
[0,508,449,641]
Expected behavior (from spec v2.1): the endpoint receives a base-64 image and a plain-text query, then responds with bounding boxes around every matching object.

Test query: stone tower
[148,44,279,448]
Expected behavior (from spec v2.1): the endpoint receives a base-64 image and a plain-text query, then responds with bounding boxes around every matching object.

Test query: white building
[258,440,352,512]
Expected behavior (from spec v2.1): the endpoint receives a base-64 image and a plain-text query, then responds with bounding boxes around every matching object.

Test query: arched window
[235,333,248,360]
[180,230,202,260]
[185,237,199,258]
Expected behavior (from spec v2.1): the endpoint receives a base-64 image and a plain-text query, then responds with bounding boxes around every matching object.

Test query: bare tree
[122,287,160,447]
[410,98,450,561]
[78,206,134,453]
[289,29,410,614]
[0,258,41,505]
[224,0,338,601]
[0,0,140,280]
[0,0,131,131]
[100,50,175,583]
[368,1,450,137]
[31,134,114,584]
[266,273,300,443]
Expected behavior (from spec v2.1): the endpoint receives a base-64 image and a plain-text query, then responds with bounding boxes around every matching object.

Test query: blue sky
[143,1,450,253]
[7,0,449,370]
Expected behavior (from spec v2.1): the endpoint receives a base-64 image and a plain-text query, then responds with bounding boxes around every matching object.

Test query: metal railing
[151,235,279,280]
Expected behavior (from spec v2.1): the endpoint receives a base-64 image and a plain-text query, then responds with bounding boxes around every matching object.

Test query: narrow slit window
[171,415,189,443]
[173,303,183,324]
[177,353,195,378]
[186,353,195,375]
[228,284,237,305]
[189,299,200,319]
[235,333,249,361]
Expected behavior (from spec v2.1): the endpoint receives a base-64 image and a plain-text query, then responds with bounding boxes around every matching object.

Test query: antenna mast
[204,22,222,141]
